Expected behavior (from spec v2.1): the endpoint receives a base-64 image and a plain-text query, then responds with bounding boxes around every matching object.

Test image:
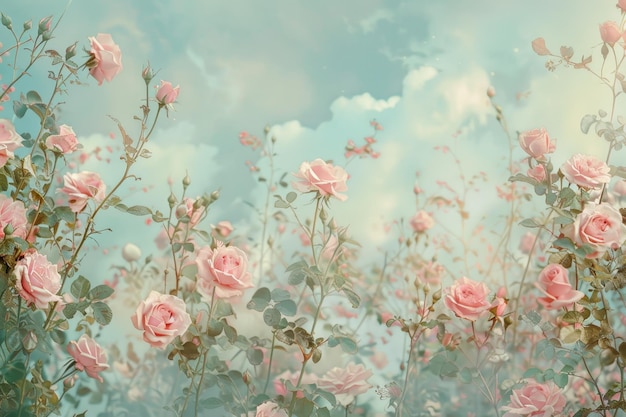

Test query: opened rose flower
[14,249,62,309]
[45,124,79,154]
[0,194,28,240]
[561,202,626,258]
[292,158,348,201]
[599,21,622,45]
[0,118,23,167]
[502,379,566,417]
[87,33,123,85]
[195,241,253,299]
[255,401,287,417]
[518,128,555,160]
[409,210,435,233]
[155,80,179,105]
[316,363,372,406]
[131,291,192,349]
[59,171,106,213]
[560,153,611,189]
[443,276,492,321]
[67,334,109,383]
[535,264,583,310]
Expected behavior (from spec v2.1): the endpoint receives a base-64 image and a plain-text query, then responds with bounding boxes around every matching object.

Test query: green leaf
[580,114,597,134]
[54,206,75,223]
[274,196,289,209]
[26,90,42,104]
[553,373,568,388]
[342,288,360,308]
[459,367,472,384]
[2,360,26,383]
[246,347,263,365]
[271,288,291,302]
[247,287,271,312]
[89,285,114,301]
[125,205,152,216]
[286,192,297,203]
[92,301,113,325]
[263,308,281,327]
[214,299,235,319]
[13,101,27,118]
[519,218,540,228]
[63,303,78,319]
[71,276,91,299]
[199,397,223,409]
[275,299,297,316]
[293,398,314,417]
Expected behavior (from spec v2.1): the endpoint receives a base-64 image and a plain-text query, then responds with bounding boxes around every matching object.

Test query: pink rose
[14,249,62,309]
[409,210,434,233]
[88,33,123,85]
[255,401,287,417]
[502,380,566,417]
[316,363,372,406]
[214,220,233,238]
[535,264,583,310]
[46,124,78,154]
[527,165,546,182]
[518,232,536,254]
[59,171,106,213]
[562,203,626,258]
[131,290,192,349]
[176,197,206,227]
[155,80,179,105]
[599,21,622,45]
[619,0,626,12]
[0,119,23,167]
[613,180,626,197]
[0,194,27,240]
[67,334,109,383]
[443,276,492,321]
[560,154,610,189]
[195,241,253,299]
[292,158,348,201]
[518,128,555,160]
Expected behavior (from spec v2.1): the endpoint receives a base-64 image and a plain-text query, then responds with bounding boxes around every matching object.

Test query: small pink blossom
[195,241,253,299]
[519,232,536,254]
[214,220,234,238]
[502,380,566,417]
[409,210,434,233]
[562,202,626,258]
[59,171,106,213]
[316,363,372,406]
[527,165,545,182]
[599,21,622,45]
[46,124,78,154]
[560,154,611,189]
[67,335,109,383]
[535,264,583,310]
[292,158,348,201]
[613,180,626,197]
[88,33,123,85]
[155,80,179,105]
[255,401,287,417]
[14,249,62,309]
[518,128,555,160]
[131,291,192,349]
[443,276,492,321]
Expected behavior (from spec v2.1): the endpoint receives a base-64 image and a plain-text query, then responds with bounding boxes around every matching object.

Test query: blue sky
[4,0,622,289]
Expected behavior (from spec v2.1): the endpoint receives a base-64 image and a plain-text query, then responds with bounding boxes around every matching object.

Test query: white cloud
[358,8,393,33]
[331,93,400,113]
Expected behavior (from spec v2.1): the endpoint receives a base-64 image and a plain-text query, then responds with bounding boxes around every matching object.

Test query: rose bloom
[613,180,626,197]
[59,171,106,213]
[45,124,78,154]
[443,276,492,321]
[131,291,192,349]
[527,165,546,182]
[67,334,109,383]
[273,370,317,398]
[255,401,287,417]
[560,154,611,189]
[562,203,626,259]
[88,33,123,85]
[619,0,626,12]
[409,210,434,233]
[195,241,253,299]
[155,80,179,105]
[14,249,62,309]
[0,194,28,240]
[292,158,348,201]
[317,363,372,407]
[535,264,583,310]
[599,21,622,45]
[0,119,23,167]
[502,379,566,417]
[214,220,234,238]
[518,128,555,160]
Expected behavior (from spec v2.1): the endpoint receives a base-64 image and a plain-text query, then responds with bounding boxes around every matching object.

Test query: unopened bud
[431,289,442,303]
[264,125,270,135]
[167,193,177,208]
[271,135,276,144]
[210,190,220,202]
[38,16,52,35]
[1,14,12,30]
[175,204,188,219]
[4,223,13,236]
[22,331,37,352]
[65,43,77,60]
[63,374,78,390]
[142,63,154,84]
[121,243,141,262]
[23,20,32,31]
[486,86,495,98]
[242,370,252,385]
[182,174,191,188]
[41,30,52,41]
